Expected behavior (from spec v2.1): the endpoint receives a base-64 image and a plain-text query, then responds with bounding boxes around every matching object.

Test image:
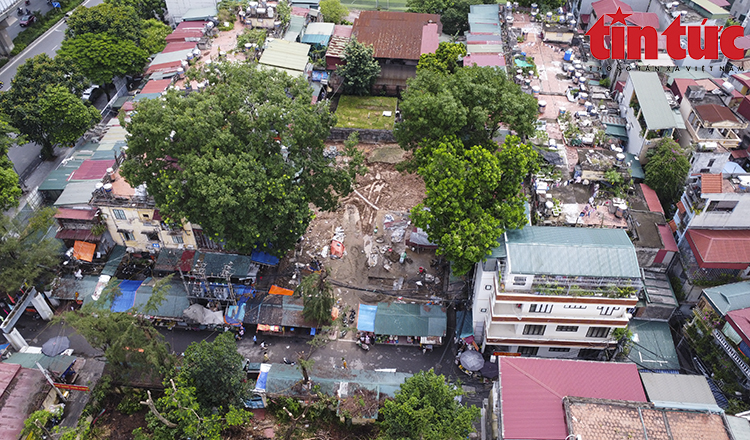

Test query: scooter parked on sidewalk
[356,340,370,351]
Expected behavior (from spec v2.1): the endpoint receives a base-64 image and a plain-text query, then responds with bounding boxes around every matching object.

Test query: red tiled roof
[352,11,442,60]
[55,208,97,221]
[685,229,750,269]
[55,229,102,242]
[140,79,172,95]
[677,201,686,215]
[731,149,750,159]
[738,96,750,121]
[162,41,197,53]
[499,357,646,440]
[726,307,750,344]
[592,0,633,16]
[69,159,115,181]
[639,184,664,214]
[700,173,723,194]
[291,6,309,17]
[694,104,739,124]
[658,224,678,252]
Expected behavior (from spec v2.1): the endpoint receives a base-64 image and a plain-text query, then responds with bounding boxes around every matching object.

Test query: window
[113,209,126,220]
[578,348,601,360]
[144,231,159,241]
[707,200,738,212]
[120,231,135,241]
[529,304,553,313]
[699,168,710,173]
[512,276,527,286]
[142,213,150,219]
[707,159,715,167]
[172,235,184,244]
[556,326,579,332]
[597,306,620,316]
[549,347,571,352]
[564,304,587,309]
[523,324,546,335]
[518,346,539,356]
[587,327,610,338]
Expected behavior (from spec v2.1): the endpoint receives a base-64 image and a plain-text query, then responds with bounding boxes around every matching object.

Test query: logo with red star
[607,7,632,25]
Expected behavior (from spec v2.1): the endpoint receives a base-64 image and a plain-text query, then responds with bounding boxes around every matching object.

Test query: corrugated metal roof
[726,307,750,344]
[284,15,305,41]
[54,181,98,206]
[499,357,647,440]
[727,416,750,439]
[629,71,678,130]
[131,278,190,318]
[628,319,680,371]
[4,353,77,374]
[352,11,441,60]
[0,364,49,440]
[640,372,720,410]
[640,183,664,213]
[305,22,335,36]
[690,0,730,16]
[505,226,641,278]
[373,302,446,337]
[625,152,645,180]
[259,39,310,74]
[300,33,330,45]
[181,6,218,21]
[703,281,750,315]
[695,103,740,124]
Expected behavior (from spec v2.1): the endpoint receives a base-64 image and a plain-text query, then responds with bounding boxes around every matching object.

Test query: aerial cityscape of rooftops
[2,0,750,438]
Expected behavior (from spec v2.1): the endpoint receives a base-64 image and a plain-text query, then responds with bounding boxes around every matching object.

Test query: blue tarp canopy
[358,304,377,332]
[111,280,143,312]
[253,363,272,393]
[455,311,474,339]
[251,249,279,266]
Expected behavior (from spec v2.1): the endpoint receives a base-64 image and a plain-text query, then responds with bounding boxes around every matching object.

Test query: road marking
[51,44,58,51]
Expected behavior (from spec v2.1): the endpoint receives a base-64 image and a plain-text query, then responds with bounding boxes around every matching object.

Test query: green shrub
[117,388,147,415]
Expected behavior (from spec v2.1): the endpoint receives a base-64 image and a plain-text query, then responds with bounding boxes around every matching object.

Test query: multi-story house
[619,71,683,160]
[472,226,642,359]
[676,86,747,150]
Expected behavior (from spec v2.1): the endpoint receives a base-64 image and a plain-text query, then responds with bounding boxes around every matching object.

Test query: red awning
[73,241,97,262]
[269,285,294,296]
[677,201,686,215]
[55,208,96,221]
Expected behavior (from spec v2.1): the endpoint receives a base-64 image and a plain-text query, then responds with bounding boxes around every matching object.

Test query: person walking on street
[342,357,347,369]
[253,335,257,345]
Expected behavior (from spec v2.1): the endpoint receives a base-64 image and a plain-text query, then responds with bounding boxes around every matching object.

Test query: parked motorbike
[17,7,23,15]
[340,329,347,338]
[348,310,356,324]
[356,340,370,351]
[25,0,30,5]
[283,357,295,366]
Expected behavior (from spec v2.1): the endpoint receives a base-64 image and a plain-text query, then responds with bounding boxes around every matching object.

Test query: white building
[472,226,642,360]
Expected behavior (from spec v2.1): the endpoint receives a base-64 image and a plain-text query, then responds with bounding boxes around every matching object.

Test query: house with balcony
[472,226,642,359]
[620,71,684,160]
[675,86,748,150]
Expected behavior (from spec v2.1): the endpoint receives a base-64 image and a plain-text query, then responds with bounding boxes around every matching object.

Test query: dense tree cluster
[120,63,364,256]
[644,138,690,217]
[406,0,495,35]
[337,38,381,96]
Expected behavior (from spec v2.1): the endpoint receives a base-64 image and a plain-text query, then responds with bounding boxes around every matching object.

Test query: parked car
[81,86,101,102]
[19,13,35,26]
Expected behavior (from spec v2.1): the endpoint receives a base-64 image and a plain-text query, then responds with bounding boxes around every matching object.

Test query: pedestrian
[342,357,347,369]
[253,335,257,345]
[263,352,269,362]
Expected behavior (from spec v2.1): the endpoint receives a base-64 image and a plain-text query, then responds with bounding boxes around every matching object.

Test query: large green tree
[337,39,381,96]
[320,0,348,24]
[140,18,172,55]
[177,332,247,410]
[644,138,690,217]
[395,67,538,152]
[0,54,90,160]
[0,114,22,211]
[417,42,467,74]
[38,86,101,151]
[58,34,149,98]
[59,277,174,378]
[0,207,61,296]
[296,269,334,325]
[378,369,480,440]
[120,63,364,256]
[106,0,167,20]
[65,3,142,41]
[411,136,538,275]
[407,0,493,35]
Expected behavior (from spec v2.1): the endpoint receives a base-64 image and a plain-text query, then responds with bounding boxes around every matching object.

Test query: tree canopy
[395,67,538,152]
[644,138,690,217]
[65,3,142,41]
[0,207,61,295]
[337,39,381,96]
[120,63,364,256]
[320,0,349,24]
[417,42,466,74]
[0,54,91,159]
[296,269,334,325]
[177,332,248,410]
[38,85,101,150]
[411,136,538,275]
[407,0,493,35]
[106,0,166,20]
[140,18,172,55]
[378,369,480,440]
[0,115,22,211]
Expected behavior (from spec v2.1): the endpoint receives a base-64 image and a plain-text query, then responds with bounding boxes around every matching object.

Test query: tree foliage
[0,54,89,160]
[296,269,334,325]
[276,0,291,26]
[644,138,690,217]
[337,39,381,96]
[320,0,348,24]
[59,33,149,90]
[0,114,22,211]
[177,332,248,410]
[106,0,167,20]
[395,67,538,152]
[378,369,480,440]
[417,42,466,74]
[407,0,493,35]
[141,18,172,55]
[120,63,364,256]
[411,136,538,275]
[38,85,101,151]
[65,3,142,42]
[58,277,173,378]
[0,207,61,295]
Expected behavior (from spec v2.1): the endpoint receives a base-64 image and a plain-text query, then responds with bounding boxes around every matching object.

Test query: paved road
[6,0,61,41]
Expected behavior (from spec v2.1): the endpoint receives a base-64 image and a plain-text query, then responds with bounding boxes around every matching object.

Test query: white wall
[689,151,730,175]
[689,193,750,229]
[473,260,498,341]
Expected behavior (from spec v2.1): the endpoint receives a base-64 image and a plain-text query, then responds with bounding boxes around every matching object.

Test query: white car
[506,15,514,24]
[82,86,98,102]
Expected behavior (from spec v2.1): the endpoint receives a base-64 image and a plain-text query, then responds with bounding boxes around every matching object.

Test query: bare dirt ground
[280,143,443,312]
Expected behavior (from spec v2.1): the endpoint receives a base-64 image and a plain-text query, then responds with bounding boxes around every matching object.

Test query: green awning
[605,124,628,140]
[373,303,446,337]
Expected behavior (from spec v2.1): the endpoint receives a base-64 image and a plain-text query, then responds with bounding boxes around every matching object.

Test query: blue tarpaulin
[111,280,144,312]
[253,363,271,393]
[357,304,377,332]
[225,294,250,326]
[250,249,279,266]
[455,311,474,339]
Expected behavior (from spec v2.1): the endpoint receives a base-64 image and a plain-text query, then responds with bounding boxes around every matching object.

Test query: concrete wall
[689,151,730,175]
[328,128,396,144]
[689,193,750,229]
[101,206,198,252]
